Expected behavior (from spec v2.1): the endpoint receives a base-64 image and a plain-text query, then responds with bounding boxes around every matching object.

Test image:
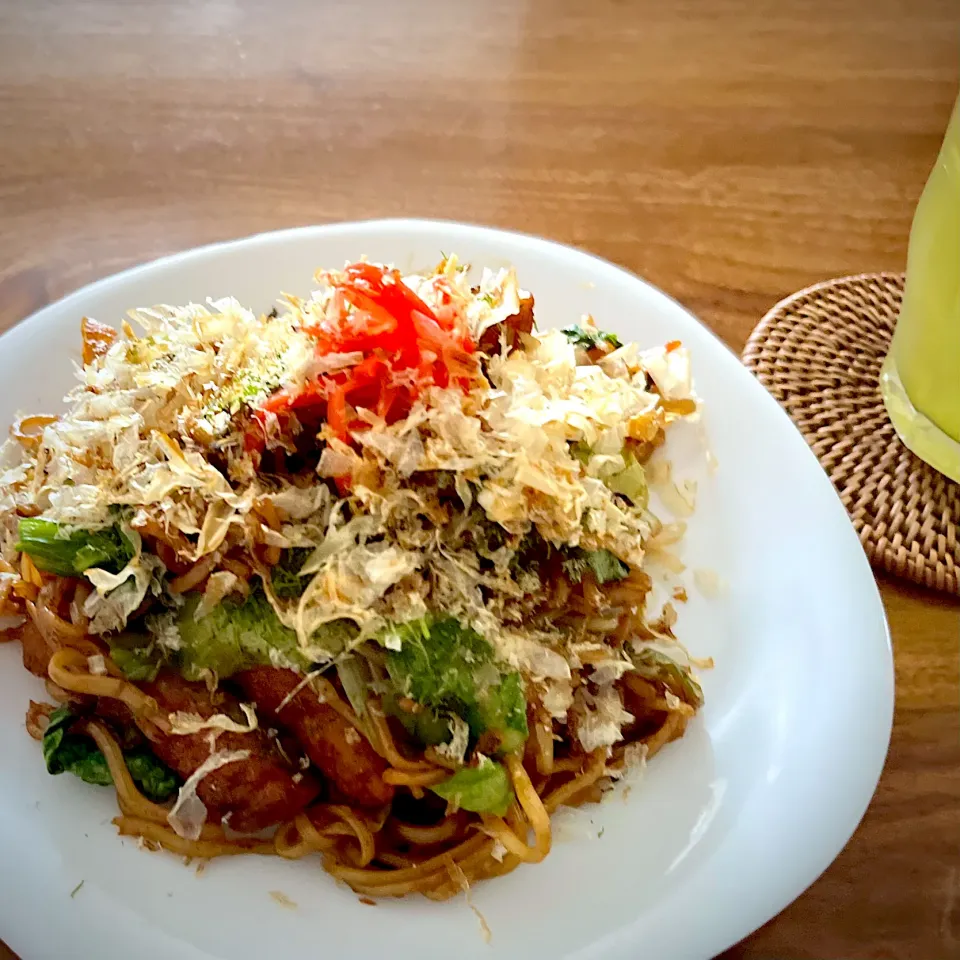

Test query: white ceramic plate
[0,221,892,960]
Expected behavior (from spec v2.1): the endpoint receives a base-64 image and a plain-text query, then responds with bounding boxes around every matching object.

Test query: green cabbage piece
[561,325,622,351]
[430,760,514,815]
[174,592,354,680]
[470,671,527,754]
[570,441,593,465]
[110,645,161,682]
[382,616,528,754]
[514,534,629,588]
[631,648,704,708]
[120,588,356,682]
[383,695,455,747]
[387,674,527,755]
[562,548,629,584]
[270,548,313,600]
[124,749,180,801]
[42,706,178,802]
[105,632,161,681]
[605,450,648,506]
[16,518,134,577]
[570,441,647,507]
[336,655,372,719]
[383,616,491,708]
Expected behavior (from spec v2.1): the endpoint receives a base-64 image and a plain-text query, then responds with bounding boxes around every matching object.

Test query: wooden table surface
[1,1,958,957]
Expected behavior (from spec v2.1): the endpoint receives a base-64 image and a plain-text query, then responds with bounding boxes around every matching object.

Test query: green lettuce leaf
[16,519,134,577]
[42,708,113,787]
[42,706,179,801]
[430,759,514,815]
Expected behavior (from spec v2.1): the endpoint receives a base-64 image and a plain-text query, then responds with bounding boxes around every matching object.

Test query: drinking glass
[880,94,960,483]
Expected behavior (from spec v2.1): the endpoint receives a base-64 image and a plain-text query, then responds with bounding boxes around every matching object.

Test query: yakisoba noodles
[0,257,711,900]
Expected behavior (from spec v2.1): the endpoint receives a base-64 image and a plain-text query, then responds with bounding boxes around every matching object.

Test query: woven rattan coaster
[743,272,958,596]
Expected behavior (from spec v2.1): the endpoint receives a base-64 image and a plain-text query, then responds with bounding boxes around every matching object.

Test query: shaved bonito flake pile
[1,254,708,777]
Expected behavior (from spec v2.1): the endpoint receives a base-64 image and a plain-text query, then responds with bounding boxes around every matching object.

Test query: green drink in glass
[880,95,960,483]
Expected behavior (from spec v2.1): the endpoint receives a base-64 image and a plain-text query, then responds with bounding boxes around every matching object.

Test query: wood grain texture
[0,1,958,957]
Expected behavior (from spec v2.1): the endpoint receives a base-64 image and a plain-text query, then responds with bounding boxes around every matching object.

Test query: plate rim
[0,218,894,960]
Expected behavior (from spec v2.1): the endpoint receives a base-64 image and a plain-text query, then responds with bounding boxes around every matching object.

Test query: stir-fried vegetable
[429,758,514,816]
[384,695,456,747]
[561,324,622,351]
[16,519,134,577]
[383,616,490,707]
[513,532,629,588]
[173,592,354,680]
[605,449,648,506]
[113,589,356,682]
[123,751,180,802]
[42,706,179,802]
[473,672,528,754]
[562,548,630,584]
[383,616,529,753]
[630,648,704,708]
[270,548,313,600]
[106,632,161,681]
